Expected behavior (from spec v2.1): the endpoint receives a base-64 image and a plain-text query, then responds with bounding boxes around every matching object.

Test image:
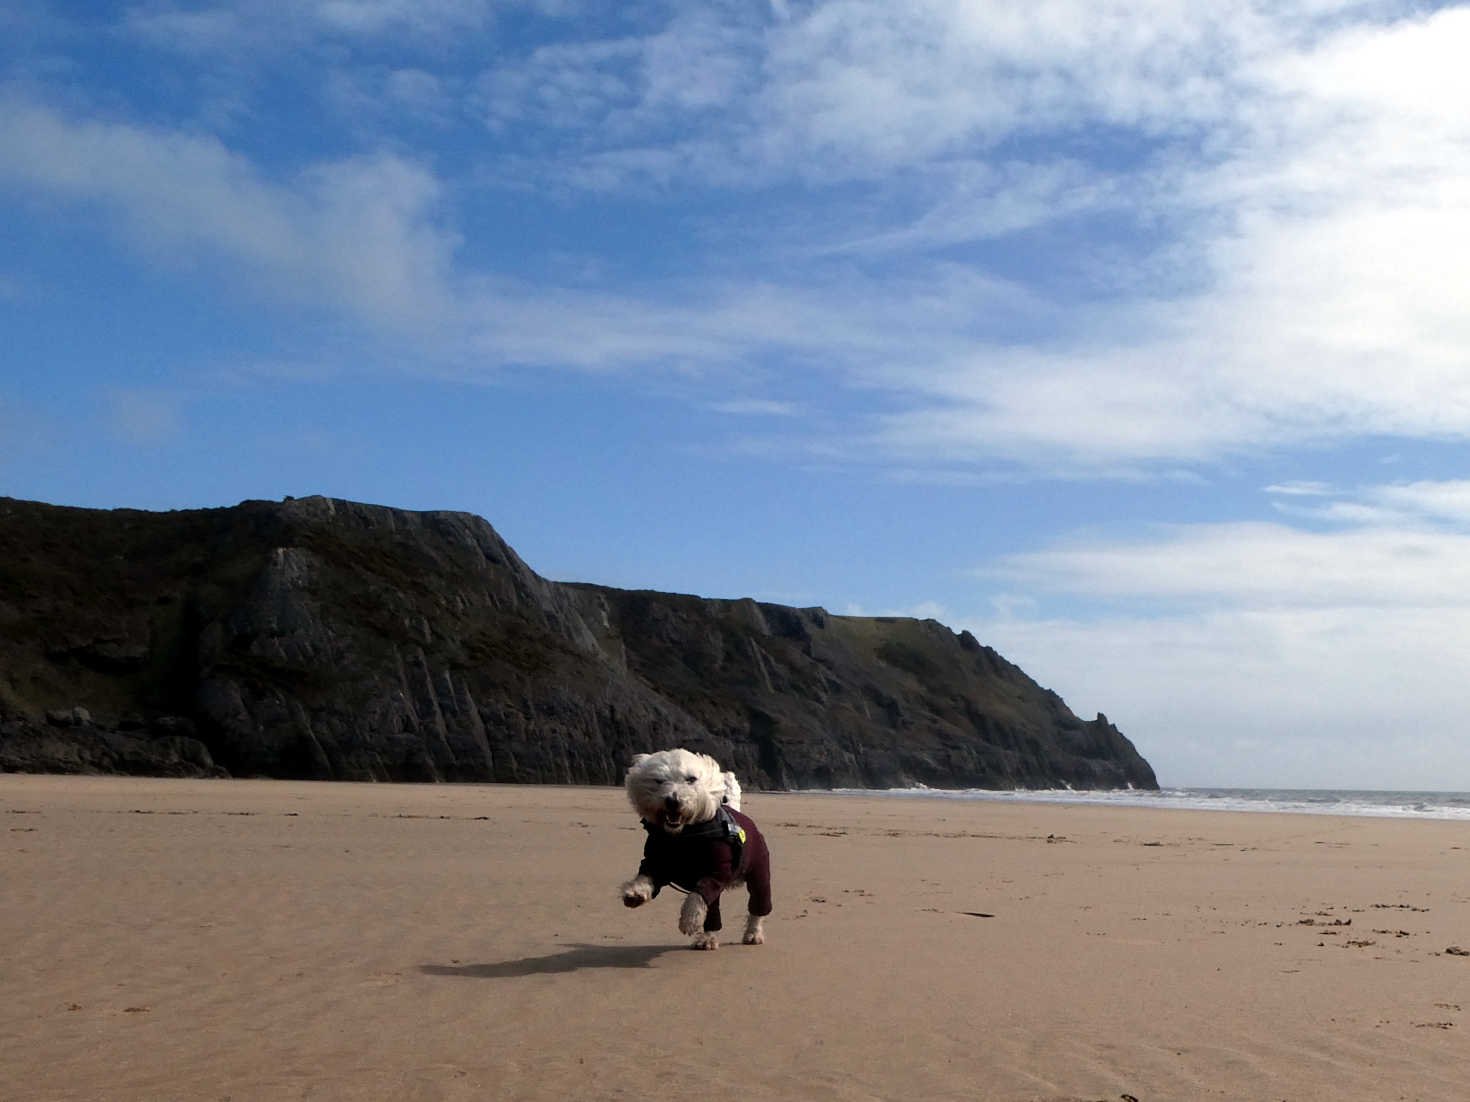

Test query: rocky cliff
[0,496,1157,790]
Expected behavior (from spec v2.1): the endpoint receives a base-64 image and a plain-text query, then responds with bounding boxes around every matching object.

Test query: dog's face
[625,748,726,834]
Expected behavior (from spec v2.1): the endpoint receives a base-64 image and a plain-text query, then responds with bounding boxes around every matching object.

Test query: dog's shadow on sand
[420,943,676,979]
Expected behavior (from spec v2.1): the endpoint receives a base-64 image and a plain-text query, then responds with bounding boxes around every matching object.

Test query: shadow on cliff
[419,942,677,978]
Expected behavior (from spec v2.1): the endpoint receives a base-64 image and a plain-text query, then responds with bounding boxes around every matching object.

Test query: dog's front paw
[620,876,653,907]
[678,894,707,935]
[742,915,766,945]
[691,932,719,951]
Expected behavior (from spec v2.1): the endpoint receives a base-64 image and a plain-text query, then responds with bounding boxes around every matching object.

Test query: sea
[812,786,1470,822]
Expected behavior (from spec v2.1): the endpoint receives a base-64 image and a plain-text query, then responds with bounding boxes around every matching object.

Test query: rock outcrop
[0,496,1157,790]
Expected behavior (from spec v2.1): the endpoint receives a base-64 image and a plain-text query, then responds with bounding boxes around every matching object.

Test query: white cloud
[125,0,495,50]
[707,399,800,417]
[0,98,459,324]
[460,3,1470,472]
[815,158,1119,256]
[1270,499,1401,526]
[0,89,1053,389]
[480,37,638,133]
[475,0,1399,188]
[973,605,1470,789]
[986,520,1470,607]
[1265,481,1335,497]
[867,5,1470,469]
[456,261,1045,386]
[312,0,491,36]
[969,478,1470,787]
[1368,480,1470,526]
[15,2,1470,479]
[756,0,1248,167]
[1268,479,1470,528]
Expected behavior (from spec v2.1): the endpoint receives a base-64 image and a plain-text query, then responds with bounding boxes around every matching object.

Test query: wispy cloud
[1264,481,1335,498]
[866,11,1470,467]
[986,520,1470,608]
[7,2,1470,481]
[508,3,1470,472]
[707,399,800,417]
[124,0,496,51]
[478,3,1470,475]
[972,602,1470,788]
[970,477,1470,785]
[986,477,1470,604]
[1368,480,1470,526]
[0,98,459,323]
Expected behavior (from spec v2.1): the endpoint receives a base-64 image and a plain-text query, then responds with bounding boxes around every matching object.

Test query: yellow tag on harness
[736,828,747,843]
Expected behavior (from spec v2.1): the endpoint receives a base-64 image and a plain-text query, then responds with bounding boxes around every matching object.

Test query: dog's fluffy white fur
[721,770,742,811]
[622,748,738,831]
[618,748,764,950]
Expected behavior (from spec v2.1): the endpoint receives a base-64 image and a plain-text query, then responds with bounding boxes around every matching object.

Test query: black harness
[640,805,748,894]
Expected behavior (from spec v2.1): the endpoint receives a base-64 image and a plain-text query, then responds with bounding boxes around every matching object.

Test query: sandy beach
[2,776,1467,1101]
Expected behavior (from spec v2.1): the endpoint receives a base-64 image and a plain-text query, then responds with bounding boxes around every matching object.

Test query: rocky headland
[0,495,1157,790]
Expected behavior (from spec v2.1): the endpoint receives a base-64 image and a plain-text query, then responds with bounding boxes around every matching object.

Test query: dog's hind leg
[743,860,771,945]
[742,913,765,945]
[682,892,724,950]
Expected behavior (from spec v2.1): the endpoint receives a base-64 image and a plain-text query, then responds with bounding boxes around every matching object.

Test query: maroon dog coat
[634,806,772,933]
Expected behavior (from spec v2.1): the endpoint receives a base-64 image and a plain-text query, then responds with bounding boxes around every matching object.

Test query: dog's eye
[685,775,697,782]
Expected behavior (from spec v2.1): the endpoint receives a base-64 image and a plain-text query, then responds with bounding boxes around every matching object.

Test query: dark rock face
[0,496,1157,790]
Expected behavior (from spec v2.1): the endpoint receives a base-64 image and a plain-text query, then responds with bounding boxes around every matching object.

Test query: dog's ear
[629,753,651,768]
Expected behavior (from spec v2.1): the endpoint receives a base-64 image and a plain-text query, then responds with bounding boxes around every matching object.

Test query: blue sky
[5,1,1470,789]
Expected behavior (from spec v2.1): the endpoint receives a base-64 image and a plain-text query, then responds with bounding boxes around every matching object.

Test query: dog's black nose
[664,795,680,811]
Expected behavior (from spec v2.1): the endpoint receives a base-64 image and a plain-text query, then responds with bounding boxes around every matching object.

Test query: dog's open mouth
[658,809,686,832]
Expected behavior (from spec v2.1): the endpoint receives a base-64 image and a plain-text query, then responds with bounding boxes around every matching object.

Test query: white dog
[721,770,742,811]
[619,748,771,950]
